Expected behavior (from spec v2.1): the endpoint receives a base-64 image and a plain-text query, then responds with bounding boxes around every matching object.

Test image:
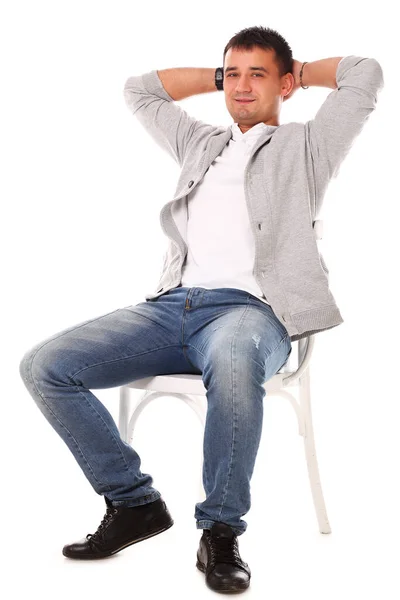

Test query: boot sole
[63,517,174,559]
[196,555,250,593]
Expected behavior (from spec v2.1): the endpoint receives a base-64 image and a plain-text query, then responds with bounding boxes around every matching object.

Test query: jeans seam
[181,290,199,371]
[269,334,290,373]
[196,519,243,536]
[272,333,290,356]
[112,491,161,507]
[70,344,183,379]
[74,386,132,472]
[217,299,252,523]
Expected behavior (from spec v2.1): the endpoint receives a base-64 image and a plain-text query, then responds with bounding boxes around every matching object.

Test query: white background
[2,0,399,598]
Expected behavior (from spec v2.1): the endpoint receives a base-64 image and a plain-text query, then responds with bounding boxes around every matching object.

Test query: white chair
[119,223,331,535]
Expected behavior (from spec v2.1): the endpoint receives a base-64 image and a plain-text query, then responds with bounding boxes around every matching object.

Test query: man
[19,26,383,594]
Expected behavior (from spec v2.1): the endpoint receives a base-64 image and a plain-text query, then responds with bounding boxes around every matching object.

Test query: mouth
[236,99,254,104]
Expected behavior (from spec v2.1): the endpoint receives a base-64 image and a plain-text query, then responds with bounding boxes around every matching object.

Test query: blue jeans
[19,286,292,536]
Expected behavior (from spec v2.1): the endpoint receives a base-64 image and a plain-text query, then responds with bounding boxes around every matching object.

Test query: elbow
[366,58,384,94]
[337,56,384,100]
[123,75,142,98]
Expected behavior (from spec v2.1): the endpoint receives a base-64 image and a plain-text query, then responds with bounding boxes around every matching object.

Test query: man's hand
[283,59,302,102]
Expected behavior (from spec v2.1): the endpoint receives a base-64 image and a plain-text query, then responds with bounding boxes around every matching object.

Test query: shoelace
[207,533,243,567]
[86,506,119,546]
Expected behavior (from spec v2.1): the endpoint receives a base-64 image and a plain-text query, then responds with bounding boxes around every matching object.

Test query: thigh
[245,296,292,374]
[19,301,194,391]
[186,293,292,382]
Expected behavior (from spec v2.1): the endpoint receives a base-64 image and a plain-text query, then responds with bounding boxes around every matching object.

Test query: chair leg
[198,454,206,503]
[119,386,131,442]
[299,364,332,534]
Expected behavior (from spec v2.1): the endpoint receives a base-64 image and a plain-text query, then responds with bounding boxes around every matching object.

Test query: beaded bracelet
[300,61,309,89]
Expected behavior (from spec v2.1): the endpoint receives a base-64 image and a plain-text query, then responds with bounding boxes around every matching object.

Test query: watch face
[216,71,223,80]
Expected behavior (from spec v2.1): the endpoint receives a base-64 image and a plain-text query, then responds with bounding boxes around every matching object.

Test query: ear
[282,71,294,97]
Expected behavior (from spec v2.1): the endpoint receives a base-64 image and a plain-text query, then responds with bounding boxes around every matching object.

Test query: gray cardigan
[123,55,384,341]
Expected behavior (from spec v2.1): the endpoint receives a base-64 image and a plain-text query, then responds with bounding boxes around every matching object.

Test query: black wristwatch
[215,67,224,91]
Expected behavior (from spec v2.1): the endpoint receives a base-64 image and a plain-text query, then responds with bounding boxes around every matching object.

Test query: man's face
[223,46,291,133]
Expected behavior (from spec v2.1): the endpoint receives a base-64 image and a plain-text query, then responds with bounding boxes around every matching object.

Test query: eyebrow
[224,66,269,74]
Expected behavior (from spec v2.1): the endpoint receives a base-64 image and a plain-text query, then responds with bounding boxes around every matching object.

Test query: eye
[227,73,262,77]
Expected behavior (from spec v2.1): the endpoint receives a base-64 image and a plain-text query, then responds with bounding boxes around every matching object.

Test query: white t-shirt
[181,120,271,305]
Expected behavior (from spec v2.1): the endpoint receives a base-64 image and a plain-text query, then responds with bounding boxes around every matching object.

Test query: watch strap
[215,67,224,91]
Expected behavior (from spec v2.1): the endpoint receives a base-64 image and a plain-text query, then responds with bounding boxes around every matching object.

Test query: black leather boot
[196,522,251,593]
[62,496,173,559]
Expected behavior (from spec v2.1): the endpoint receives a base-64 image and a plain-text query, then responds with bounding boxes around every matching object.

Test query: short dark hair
[223,26,293,78]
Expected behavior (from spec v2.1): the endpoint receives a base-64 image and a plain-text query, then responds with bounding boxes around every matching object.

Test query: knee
[19,344,33,379]
[19,344,40,389]
[19,340,54,391]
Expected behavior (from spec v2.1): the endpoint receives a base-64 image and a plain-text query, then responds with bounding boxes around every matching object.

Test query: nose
[235,76,252,92]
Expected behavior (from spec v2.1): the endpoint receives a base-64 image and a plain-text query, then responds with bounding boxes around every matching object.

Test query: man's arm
[284,57,344,102]
[303,56,384,217]
[123,69,217,167]
[157,68,216,101]
[300,57,344,89]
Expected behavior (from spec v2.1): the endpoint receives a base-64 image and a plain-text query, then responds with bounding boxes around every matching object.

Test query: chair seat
[123,369,290,396]
[123,345,298,395]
